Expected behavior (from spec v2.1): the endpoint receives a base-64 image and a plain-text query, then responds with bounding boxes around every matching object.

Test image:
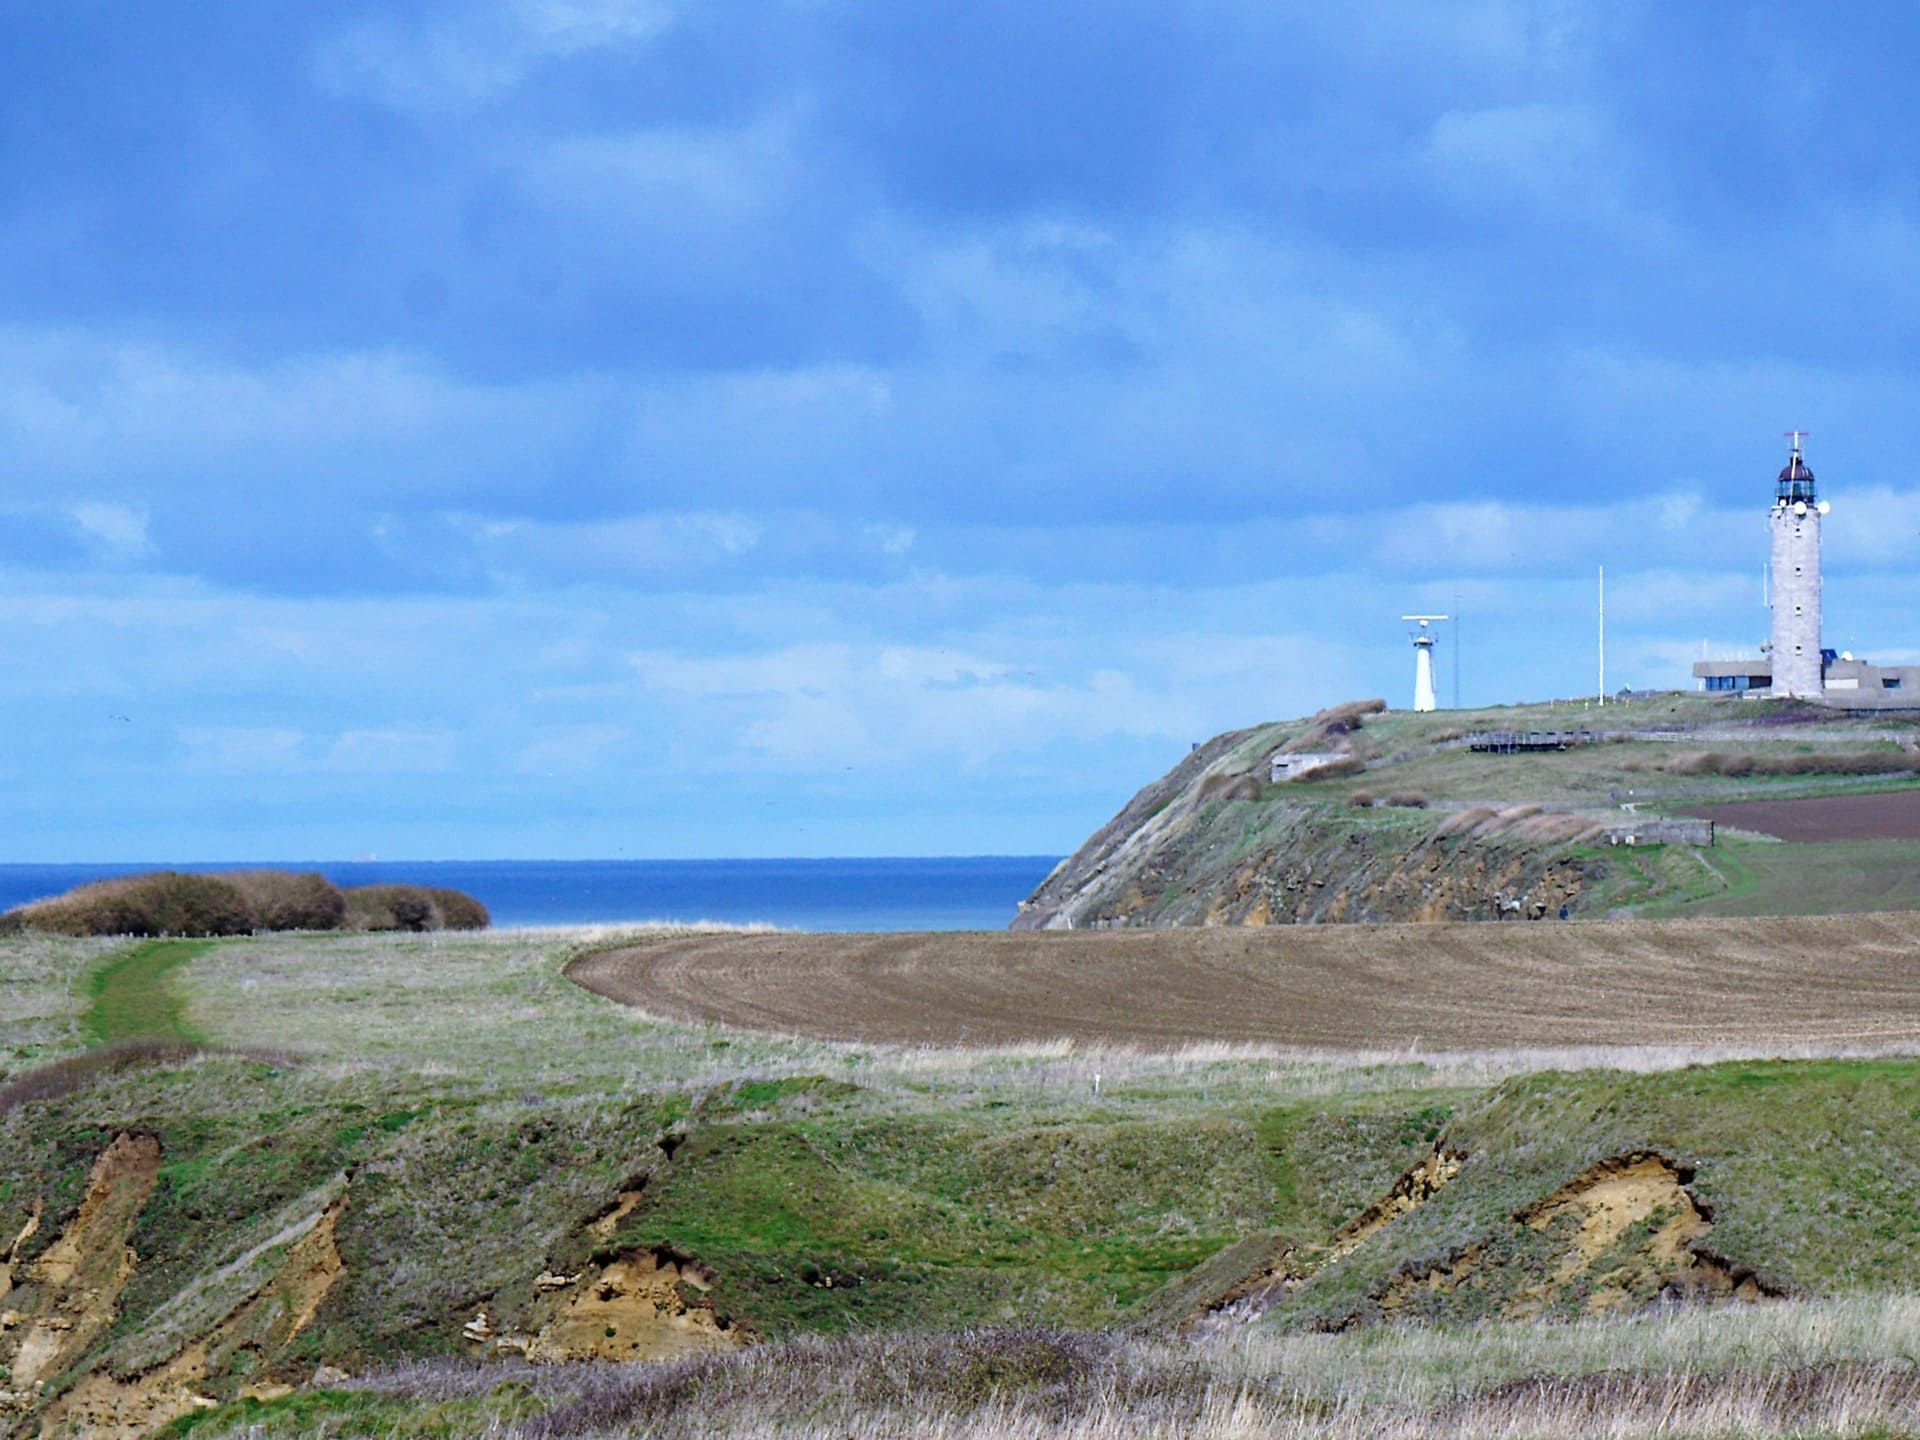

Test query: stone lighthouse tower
[1768,432,1827,698]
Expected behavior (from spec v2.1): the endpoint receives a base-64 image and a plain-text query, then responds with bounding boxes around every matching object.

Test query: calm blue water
[0,857,1060,932]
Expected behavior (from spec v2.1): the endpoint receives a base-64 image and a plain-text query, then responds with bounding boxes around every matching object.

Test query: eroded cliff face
[1016,765,1597,932]
[0,1130,743,1440]
[0,1134,352,1440]
[1163,1141,1782,1337]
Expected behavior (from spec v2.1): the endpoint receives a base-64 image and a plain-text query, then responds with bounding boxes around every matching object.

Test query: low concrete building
[1822,653,1920,702]
[1692,653,1920,709]
[1693,659,1774,695]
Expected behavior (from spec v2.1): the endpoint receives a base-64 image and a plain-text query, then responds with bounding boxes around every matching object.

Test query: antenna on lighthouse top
[1784,429,1809,459]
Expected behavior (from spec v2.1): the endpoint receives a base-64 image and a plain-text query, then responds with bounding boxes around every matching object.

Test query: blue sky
[5,1,1920,861]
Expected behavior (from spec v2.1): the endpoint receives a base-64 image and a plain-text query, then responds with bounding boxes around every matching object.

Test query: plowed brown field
[1682,788,1920,840]
[566,914,1920,1052]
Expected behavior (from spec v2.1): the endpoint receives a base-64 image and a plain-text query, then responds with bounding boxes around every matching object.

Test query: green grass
[83,938,215,1046]
[1036,690,1920,928]
[9,926,1920,1433]
[1272,1055,1920,1329]
[0,932,115,1077]
[1646,837,1920,917]
[1579,834,1920,919]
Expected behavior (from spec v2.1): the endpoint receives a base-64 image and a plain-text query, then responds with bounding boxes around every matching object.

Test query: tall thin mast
[1597,565,1606,706]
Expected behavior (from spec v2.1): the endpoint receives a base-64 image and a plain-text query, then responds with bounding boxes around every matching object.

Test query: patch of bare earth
[1683,787,1920,840]
[1,1150,348,1440]
[459,1167,745,1366]
[1334,1151,1781,1327]
[464,1247,745,1364]
[0,1133,161,1402]
[1326,1149,1465,1260]
[568,912,1920,1051]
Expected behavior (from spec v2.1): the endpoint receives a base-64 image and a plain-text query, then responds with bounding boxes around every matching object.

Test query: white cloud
[515,723,631,774]
[524,111,801,222]
[0,327,592,499]
[628,640,1206,768]
[314,0,671,113]
[0,326,902,526]
[1425,102,1612,212]
[864,524,916,557]
[1825,486,1920,568]
[68,502,153,562]
[178,726,307,774]
[177,725,456,775]
[325,729,459,774]
[463,510,767,581]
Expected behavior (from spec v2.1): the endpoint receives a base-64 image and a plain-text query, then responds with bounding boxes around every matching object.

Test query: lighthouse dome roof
[1776,454,1816,504]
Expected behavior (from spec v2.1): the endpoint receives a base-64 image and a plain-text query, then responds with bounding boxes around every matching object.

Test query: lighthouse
[1768,432,1828,699]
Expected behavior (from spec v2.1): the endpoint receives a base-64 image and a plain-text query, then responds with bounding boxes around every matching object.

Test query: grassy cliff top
[1018,691,1920,929]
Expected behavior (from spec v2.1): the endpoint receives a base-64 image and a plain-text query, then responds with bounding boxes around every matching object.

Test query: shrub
[1669,750,1920,778]
[0,1040,201,1114]
[1386,792,1429,809]
[4,872,256,937]
[0,869,486,936]
[342,884,490,932]
[428,888,491,930]
[1285,698,1387,755]
[344,886,431,932]
[215,870,347,931]
[1349,792,1376,808]
[1296,755,1366,782]
[1199,772,1264,804]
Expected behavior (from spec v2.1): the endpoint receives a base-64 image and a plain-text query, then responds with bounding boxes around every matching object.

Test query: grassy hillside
[1016,692,1920,928]
[5,928,1920,1437]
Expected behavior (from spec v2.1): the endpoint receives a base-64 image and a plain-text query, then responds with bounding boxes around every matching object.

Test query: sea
[0,857,1062,933]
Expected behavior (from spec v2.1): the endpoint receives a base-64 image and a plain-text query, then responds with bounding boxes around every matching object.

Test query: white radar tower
[1402,615,1450,712]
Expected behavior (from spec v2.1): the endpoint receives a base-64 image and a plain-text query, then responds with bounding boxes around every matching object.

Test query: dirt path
[84,940,213,1046]
[568,915,1920,1052]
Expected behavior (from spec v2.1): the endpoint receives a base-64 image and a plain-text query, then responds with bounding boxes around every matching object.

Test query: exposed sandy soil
[40,1192,347,1440]
[518,1247,743,1363]
[1683,788,1920,840]
[569,913,1920,1052]
[1,1132,160,1393]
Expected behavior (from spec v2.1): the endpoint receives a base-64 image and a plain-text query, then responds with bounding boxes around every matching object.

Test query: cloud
[463,510,766,579]
[515,723,631,774]
[177,726,307,775]
[178,725,457,776]
[630,640,1215,769]
[314,0,672,113]
[1426,102,1612,213]
[68,502,153,562]
[521,110,801,224]
[325,729,460,774]
[1825,486,1920,568]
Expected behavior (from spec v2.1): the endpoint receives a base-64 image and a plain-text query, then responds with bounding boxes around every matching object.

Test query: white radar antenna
[1401,615,1451,712]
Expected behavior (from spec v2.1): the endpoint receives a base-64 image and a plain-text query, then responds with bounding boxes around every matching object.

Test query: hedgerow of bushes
[0,871,489,938]
[1668,750,1920,778]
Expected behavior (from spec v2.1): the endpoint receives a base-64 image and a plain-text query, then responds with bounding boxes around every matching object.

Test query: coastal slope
[1013,694,1920,929]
